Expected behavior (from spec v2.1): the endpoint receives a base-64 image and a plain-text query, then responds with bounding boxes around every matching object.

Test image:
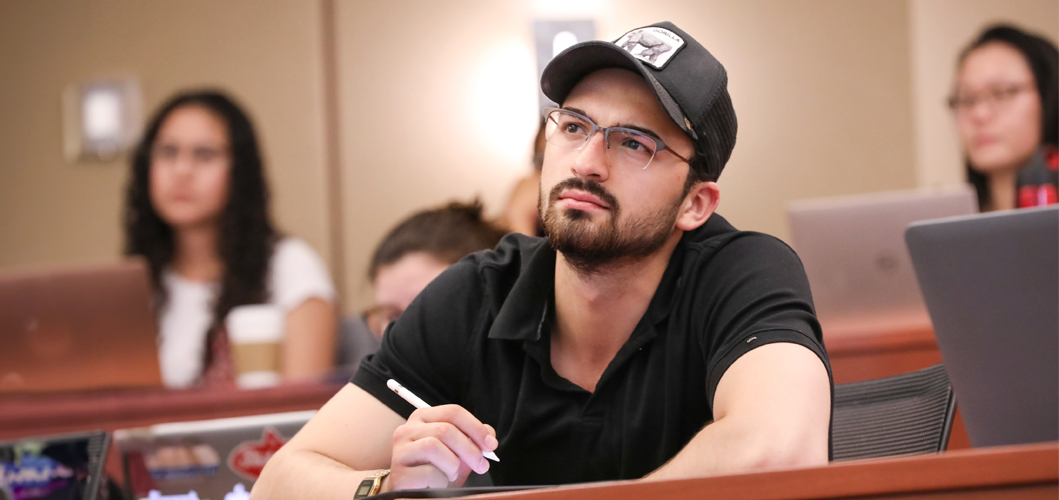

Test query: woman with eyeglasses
[951,24,1058,212]
[124,90,336,388]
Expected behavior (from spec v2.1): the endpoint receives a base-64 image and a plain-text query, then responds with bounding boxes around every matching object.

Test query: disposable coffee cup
[225,305,284,388]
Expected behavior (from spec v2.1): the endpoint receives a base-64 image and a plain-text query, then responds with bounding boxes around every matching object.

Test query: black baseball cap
[540,21,737,181]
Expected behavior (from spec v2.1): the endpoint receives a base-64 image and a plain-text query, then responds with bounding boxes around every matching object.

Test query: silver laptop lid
[788,187,977,325]
[906,205,1058,448]
[115,411,315,500]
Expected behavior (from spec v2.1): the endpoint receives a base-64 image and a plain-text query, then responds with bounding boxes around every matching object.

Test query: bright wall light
[533,20,595,110]
[468,41,539,167]
[552,31,578,57]
[531,0,606,18]
[63,79,142,162]
[83,89,123,143]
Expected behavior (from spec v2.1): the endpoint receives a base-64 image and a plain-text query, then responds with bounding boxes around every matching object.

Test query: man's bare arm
[646,342,831,480]
[251,383,497,499]
[250,383,404,499]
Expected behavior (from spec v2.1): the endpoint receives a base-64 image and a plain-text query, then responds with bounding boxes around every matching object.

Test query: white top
[157,238,336,388]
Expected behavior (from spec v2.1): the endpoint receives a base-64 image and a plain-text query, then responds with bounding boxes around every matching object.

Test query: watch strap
[353,469,390,499]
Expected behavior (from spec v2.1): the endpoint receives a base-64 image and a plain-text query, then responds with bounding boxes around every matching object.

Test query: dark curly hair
[368,199,506,281]
[124,90,278,350]
[956,24,1059,210]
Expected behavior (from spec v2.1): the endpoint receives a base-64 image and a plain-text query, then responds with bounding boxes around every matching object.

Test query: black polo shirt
[353,213,831,486]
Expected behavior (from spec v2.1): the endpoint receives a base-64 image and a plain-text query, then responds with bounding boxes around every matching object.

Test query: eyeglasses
[948,84,1033,114]
[151,144,229,165]
[542,107,691,170]
[362,304,403,338]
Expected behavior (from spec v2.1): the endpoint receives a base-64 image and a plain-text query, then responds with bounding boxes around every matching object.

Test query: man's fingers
[395,436,463,481]
[390,404,497,492]
[483,425,499,451]
[396,420,489,474]
[410,405,497,454]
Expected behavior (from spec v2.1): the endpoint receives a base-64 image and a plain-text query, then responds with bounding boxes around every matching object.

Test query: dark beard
[539,177,683,275]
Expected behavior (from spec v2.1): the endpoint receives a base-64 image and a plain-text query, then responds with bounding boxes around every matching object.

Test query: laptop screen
[0,432,108,500]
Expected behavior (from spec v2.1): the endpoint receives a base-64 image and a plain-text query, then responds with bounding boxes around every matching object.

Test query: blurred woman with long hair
[125,90,336,388]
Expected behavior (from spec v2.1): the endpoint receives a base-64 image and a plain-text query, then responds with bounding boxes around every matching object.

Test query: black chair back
[832,364,956,461]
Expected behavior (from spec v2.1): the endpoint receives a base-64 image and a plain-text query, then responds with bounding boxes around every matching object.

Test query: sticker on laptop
[144,443,220,481]
[227,427,288,481]
[615,27,685,70]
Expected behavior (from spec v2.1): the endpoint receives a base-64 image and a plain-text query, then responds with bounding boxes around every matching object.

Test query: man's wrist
[353,469,390,499]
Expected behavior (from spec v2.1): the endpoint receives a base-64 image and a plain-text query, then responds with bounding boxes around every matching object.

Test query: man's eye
[562,122,585,134]
[621,136,654,154]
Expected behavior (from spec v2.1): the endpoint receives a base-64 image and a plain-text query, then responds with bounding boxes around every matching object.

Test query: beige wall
[909,0,1059,189]
[335,0,918,310]
[0,1,331,271]
[3,1,1047,314]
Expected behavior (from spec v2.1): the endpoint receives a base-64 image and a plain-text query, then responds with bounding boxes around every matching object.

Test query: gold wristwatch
[353,469,390,498]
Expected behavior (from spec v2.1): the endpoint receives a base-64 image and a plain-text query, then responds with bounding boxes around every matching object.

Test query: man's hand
[389,405,499,490]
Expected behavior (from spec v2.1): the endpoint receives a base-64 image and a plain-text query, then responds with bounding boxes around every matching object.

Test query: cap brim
[540,41,693,137]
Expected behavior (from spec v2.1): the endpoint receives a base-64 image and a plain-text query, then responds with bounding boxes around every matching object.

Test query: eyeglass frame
[947,83,1035,115]
[362,303,403,338]
[541,107,692,169]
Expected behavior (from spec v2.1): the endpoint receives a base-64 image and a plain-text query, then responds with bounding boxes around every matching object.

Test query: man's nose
[571,132,611,182]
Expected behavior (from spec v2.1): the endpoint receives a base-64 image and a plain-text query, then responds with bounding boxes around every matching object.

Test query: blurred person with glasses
[255,22,830,498]
[950,24,1058,211]
[337,200,505,373]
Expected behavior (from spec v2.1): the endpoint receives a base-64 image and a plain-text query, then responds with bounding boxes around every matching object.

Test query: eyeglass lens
[544,109,660,169]
[363,305,402,338]
[950,84,1029,113]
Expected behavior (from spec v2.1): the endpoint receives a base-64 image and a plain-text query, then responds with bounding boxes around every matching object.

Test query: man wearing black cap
[253,22,831,499]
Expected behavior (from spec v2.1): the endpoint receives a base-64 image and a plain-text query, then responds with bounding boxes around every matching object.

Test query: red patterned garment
[1017,144,1059,208]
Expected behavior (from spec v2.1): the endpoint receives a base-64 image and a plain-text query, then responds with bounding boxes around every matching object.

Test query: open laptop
[0,431,110,500]
[906,205,1058,448]
[0,259,162,393]
[788,187,977,328]
[114,411,316,500]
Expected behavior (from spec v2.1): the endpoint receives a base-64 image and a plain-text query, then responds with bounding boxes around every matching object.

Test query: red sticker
[1019,185,1059,208]
[227,427,288,480]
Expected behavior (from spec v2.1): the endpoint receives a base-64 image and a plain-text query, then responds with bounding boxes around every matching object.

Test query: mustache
[548,178,620,211]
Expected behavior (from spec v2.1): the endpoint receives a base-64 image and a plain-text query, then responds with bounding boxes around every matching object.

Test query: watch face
[355,479,373,498]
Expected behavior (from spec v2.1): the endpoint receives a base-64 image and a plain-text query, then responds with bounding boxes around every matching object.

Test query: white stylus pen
[386,379,500,462]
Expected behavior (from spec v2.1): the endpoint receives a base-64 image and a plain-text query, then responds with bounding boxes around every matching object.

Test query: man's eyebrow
[560,106,664,140]
[561,106,591,118]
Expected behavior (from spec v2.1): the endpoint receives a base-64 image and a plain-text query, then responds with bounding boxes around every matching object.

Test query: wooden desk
[0,381,343,484]
[471,442,1058,500]
[0,381,342,440]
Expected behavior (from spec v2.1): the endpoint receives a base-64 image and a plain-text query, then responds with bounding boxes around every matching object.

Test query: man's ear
[675,180,720,231]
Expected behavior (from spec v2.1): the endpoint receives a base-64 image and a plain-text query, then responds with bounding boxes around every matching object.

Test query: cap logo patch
[615,27,685,70]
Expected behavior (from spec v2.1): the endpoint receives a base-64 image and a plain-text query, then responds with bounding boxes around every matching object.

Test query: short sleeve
[693,233,831,407]
[269,238,336,312]
[353,256,486,419]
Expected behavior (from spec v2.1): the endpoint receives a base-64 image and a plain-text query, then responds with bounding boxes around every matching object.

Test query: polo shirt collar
[486,234,690,343]
[487,238,556,341]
